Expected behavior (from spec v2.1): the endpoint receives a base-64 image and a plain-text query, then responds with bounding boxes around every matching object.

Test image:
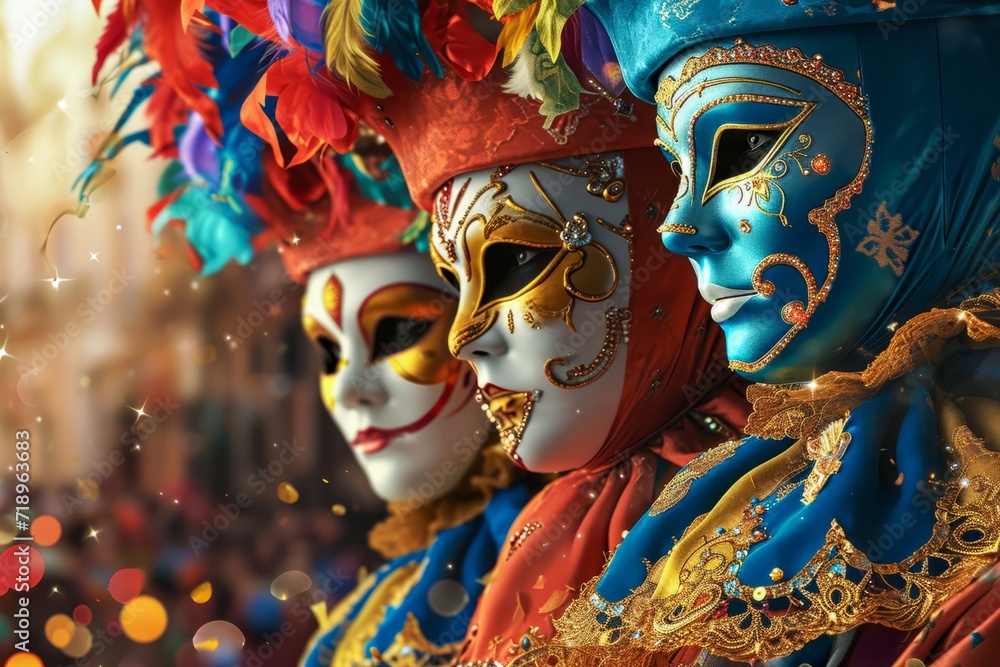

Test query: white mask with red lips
[302,252,488,503]
[430,154,633,473]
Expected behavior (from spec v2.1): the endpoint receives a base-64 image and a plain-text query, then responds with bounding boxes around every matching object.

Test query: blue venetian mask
[655,21,1000,383]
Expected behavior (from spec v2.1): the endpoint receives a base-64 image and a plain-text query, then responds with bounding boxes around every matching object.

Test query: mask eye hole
[371,317,434,362]
[316,336,342,375]
[436,266,460,292]
[481,242,560,305]
[706,126,786,194]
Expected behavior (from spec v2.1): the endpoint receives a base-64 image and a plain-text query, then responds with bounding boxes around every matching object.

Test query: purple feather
[268,0,292,42]
[577,6,626,96]
[289,0,327,53]
[178,114,220,186]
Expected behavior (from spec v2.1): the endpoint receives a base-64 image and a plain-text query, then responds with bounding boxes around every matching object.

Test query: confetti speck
[276,482,299,504]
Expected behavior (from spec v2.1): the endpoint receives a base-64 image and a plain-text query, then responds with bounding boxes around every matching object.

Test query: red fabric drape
[458,147,750,663]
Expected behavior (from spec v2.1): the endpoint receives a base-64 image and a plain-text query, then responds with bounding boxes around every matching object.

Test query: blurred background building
[0,2,385,664]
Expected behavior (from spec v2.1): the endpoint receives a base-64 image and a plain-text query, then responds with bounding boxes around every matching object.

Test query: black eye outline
[480,242,561,307]
[705,126,786,195]
[701,102,817,205]
[436,265,461,292]
[370,317,435,363]
[316,335,342,375]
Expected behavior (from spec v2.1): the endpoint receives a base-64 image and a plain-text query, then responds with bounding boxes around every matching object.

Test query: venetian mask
[302,251,489,503]
[429,154,634,473]
[656,34,885,383]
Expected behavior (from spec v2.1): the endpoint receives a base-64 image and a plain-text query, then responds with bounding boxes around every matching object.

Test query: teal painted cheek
[659,61,886,383]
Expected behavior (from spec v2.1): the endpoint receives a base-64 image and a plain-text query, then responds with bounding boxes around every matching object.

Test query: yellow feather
[496,4,540,68]
[322,0,392,98]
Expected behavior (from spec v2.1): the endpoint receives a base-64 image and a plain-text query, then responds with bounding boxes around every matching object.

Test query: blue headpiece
[582,0,1000,381]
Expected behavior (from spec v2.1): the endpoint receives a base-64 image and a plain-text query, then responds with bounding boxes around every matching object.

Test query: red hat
[248,144,422,284]
[352,61,659,210]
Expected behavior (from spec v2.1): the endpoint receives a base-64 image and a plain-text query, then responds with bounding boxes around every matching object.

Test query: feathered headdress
[83,2,424,282]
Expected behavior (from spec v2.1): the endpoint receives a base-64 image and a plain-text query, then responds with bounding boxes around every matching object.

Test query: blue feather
[361,0,443,82]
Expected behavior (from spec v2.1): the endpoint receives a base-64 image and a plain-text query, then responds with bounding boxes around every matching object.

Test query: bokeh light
[269,570,311,600]
[192,619,246,654]
[29,515,61,547]
[120,595,168,643]
[108,567,146,603]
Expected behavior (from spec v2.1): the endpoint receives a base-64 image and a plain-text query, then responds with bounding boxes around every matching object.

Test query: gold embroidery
[656,40,873,375]
[458,627,549,666]
[377,613,463,667]
[333,562,422,667]
[650,438,744,516]
[508,521,543,559]
[302,570,376,667]
[746,299,1000,441]
[801,416,851,504]
[856,202,920,277]
[517,293,1000,665]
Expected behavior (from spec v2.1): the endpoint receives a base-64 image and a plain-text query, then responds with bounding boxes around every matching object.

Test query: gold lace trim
[542,422,1000,663]
[377,613,463,666]
[523,293,1000,664]
[300,570,377,667]
[649,438,745,516]
[745,298,1000,441]
[333,562,422,667]
[369,442,518,559]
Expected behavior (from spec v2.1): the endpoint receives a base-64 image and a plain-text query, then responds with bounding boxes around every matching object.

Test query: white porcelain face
[302,252,488,503]
[429,154,633,473]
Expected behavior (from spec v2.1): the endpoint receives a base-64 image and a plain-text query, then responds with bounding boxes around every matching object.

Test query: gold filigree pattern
[477,389,540,457]
[543,307,631,389]
[655,39,873,375]
[657,223,696,235]
[527,292,1000,665]
[746,298,1000,441]
[539,155,627,203]
[649,438,745,516]
[801,416,851,504]
[540,422,1000,664]
[433,168,620,359]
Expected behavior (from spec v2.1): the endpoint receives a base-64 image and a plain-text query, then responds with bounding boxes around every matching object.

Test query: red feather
[145,83,188,157]
[141,0,222,139]
[206,0,284,44]
[423,0,498,81]
[180,0,205,32]
[241,52,359,168]
[240,71,284,166]
[92,0,127,85]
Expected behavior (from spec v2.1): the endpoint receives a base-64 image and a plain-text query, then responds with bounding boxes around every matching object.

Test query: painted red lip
[351,429,392,454]
[349,365,465,455]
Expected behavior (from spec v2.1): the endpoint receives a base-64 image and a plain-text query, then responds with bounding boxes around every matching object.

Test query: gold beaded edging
[655,39,872,374]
